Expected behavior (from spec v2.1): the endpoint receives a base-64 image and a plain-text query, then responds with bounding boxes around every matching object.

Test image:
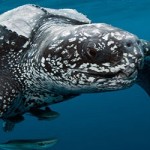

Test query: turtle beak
[137,58,144,70]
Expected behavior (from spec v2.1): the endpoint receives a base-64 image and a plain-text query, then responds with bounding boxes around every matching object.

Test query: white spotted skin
[0,5,145,119]
[15,23,143,105]
[26,22,144,95]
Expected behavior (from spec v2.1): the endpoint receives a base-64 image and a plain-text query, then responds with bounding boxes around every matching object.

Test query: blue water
[0,0,150,150]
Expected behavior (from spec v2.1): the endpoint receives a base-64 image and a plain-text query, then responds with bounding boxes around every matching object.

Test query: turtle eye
[87,47,97,58]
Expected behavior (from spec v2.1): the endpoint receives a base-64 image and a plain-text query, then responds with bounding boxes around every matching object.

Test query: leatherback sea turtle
[0,5,150,127]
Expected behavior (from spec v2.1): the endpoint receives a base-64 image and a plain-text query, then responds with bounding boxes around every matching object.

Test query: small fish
[0,138,58,150]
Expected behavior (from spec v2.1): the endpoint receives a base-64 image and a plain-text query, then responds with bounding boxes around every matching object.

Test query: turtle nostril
[137,40,141,45]
[126,41,132,48]
[125,40,141,48]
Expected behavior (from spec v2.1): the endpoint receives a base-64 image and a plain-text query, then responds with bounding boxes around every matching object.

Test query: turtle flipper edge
[137,58,150,96]
[137,40,150,96]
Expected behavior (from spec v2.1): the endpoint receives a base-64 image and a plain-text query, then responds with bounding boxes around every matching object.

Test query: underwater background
[0,0,150,149]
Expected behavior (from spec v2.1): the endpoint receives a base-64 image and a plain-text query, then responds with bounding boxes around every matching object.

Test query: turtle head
[40,23,144,93]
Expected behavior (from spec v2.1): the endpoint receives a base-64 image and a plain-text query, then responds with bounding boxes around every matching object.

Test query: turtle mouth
[77,69,137,80]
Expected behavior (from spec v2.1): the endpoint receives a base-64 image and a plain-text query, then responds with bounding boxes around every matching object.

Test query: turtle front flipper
[137,40,150,96]
[29,107,60,121]
[0,73,23,120]
[2,115,24,132]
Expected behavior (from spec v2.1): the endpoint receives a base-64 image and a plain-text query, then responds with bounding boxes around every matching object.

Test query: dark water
[0,0,150,150]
